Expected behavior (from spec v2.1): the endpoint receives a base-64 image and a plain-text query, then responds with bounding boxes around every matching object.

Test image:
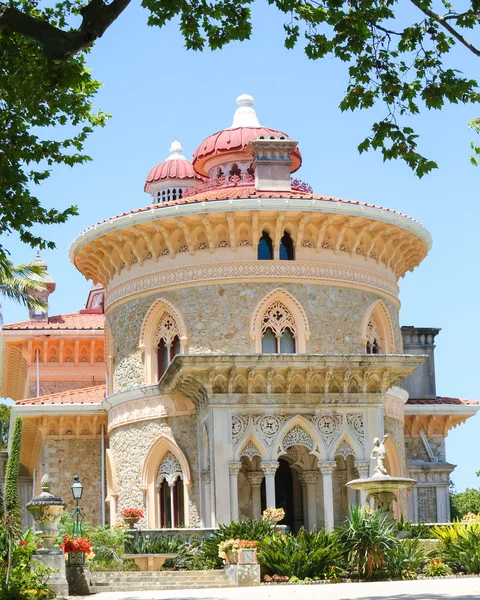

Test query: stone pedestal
[32,549,69,596]
[66,565,92,596]
[225,564,261,587]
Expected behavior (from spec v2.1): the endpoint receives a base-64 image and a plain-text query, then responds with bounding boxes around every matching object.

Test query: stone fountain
[26,474,69,596]
[346,435,416,519]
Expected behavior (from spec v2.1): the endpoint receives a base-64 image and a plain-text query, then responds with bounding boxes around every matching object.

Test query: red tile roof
[84,186,423,233]
[17,384,106,406]
[3,312,104,331]
[145,158,203,189]
[406,397,479,406]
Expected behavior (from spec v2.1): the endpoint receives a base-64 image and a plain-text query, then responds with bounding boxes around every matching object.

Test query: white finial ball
[169,141,184,155]
[236,94,254,108]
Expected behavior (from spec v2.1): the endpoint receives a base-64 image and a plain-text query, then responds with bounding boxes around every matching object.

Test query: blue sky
[1,2,479,491]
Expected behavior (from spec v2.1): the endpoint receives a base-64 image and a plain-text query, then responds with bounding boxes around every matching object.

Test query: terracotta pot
[123,516,140,528]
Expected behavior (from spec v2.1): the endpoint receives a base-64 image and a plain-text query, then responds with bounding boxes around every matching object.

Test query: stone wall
[39,439,103,525]
[384,416,408,517]
[109,415,200,527]
[405,437,446,462]
[28,379,105,398]
[108,282,401,392]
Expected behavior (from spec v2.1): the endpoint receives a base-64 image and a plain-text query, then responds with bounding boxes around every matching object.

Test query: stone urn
[26,474,66,549]
[123,516,140,528]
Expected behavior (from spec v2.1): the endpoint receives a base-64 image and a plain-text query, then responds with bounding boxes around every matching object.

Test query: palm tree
[0,259,47,321]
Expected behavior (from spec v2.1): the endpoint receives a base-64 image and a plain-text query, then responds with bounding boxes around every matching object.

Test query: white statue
[371,435,389,477]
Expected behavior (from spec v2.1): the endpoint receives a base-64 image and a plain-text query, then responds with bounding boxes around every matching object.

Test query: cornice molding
[106,260,399,310]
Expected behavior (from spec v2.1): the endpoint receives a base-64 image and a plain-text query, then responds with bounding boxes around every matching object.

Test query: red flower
[60,535,92,555]
[121,508,144,519]
[19,540,28,548]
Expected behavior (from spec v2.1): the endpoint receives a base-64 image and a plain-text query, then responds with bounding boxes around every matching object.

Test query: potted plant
[218,539,258,565]
[60,535,94,566]
[121,507,144,528]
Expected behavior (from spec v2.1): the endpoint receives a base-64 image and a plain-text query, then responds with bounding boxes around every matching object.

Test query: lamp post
[70,474,84,537]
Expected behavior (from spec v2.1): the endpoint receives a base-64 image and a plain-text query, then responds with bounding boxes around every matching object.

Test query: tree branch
[409,0,480,57]
[0,0,131,61]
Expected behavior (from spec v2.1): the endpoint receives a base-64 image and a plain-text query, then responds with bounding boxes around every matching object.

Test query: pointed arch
[250,288,310,353]
[361,299,395,354]
[275,415,326,460]
[139,298,188,385]
[332,435,362,461]
[142,435,191,528]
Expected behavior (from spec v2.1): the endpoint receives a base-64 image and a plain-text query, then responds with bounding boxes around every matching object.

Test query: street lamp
[70,474,84,537]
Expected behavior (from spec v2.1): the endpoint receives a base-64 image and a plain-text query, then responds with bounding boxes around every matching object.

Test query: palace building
[3,95,478,530]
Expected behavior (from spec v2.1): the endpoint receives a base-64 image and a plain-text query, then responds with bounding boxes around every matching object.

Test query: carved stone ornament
[154,312,180,346]
[347,414,365,448]
[261,461,280,476]
[232,415,249,448]
[246,471,264,486]
[240,441,262,460]
[253,415,286,446]
[282,425,315,451]
[157,451,183,486]
[335,439,356,460]
[201,471,211,485]
[228,462,243,476]
[261,300,297,337]
[310,414,343,447]
[355,460,370,479]
[301,471,319,485]
[318,461,337,476]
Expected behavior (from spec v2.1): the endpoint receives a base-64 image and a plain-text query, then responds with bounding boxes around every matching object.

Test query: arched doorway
[275,458,295,531]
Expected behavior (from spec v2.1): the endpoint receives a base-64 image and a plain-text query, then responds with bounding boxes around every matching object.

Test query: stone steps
[89,570,234,592]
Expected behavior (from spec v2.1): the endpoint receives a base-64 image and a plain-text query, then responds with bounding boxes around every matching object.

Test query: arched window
[229,163,241,177]
[365,319,380,354]
[157,452,185,528]
[155,313,181,381]
[261,301,297,354]
[280,231,294,260]
[258,231,273,260]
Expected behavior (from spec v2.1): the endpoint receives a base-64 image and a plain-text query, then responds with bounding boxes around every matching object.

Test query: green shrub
[200,519,276,569]
[385,539,426,579]
[436,525,480,574]
[424,558,452,577]
[132,533,202,569]
[257,528,341,580]
[396,516,434,539]
[89,525,133,568]
[337,506,396,579]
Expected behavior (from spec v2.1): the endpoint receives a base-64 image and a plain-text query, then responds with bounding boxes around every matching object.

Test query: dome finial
[166,141,188,162]
[230,94,260,128]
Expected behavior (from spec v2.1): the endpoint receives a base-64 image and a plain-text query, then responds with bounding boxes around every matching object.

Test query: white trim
[14,404,106,416]
[404,403,480,416]
[69,197,432,262]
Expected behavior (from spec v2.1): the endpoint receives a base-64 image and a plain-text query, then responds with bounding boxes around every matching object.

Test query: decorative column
[169,483,176,527]
[355,460,370,506]
[319,461,336,532]
[302,471,319,531]
[298,475,309,530]
[246,471,264,520]
[261,461,279,508]
[228,462,242,522]
[337,470,348,515]
[201,471,212,527]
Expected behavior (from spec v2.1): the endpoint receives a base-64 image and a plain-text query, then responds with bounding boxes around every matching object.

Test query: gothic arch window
[155,313,181,380]
[157,451,185,528]
[362,300,395,354]
[279,231,294,261]
[260,301,297,354]
[258,231,273,260]
[251,289,310,353]
[139,299,187,385]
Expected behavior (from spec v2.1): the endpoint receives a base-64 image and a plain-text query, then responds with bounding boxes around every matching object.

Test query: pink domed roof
[193,126,302,177]
[144,141,203,191]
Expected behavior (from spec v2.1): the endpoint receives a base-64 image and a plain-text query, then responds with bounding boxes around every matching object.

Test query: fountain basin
[347,475,416,516]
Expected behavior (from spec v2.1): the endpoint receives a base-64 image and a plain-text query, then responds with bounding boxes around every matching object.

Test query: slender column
[299,476,308,529]
[261,461,279,508]
[246,471,264,519]
[228,462,242,522]
[201,471,212,527]
[337,469,348,515]
[302,471,319,531]
[169,483,175,527]
[346,463,357,508]
[319,461,336,532]
[355,460,370,506]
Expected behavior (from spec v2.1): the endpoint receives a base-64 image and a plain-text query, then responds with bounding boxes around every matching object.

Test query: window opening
[280,231,294,260]
[258,231,273,260]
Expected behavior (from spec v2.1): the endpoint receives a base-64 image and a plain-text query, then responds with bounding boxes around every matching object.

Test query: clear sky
[1,2,479,491]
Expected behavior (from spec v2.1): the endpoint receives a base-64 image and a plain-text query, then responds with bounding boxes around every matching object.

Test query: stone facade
[108,283,401,393]
[39,439,103,524]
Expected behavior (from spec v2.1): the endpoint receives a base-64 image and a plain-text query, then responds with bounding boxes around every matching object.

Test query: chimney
[247,136,299,192]
[27,251,56,322]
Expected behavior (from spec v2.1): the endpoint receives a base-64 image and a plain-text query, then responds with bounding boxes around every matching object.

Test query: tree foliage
[0,404,10,453]
[1,1,480,260]
[450,487,480,520]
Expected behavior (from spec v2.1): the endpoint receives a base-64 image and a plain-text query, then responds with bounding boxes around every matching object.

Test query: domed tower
[145,141,203,204]
[70,95,433,531]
